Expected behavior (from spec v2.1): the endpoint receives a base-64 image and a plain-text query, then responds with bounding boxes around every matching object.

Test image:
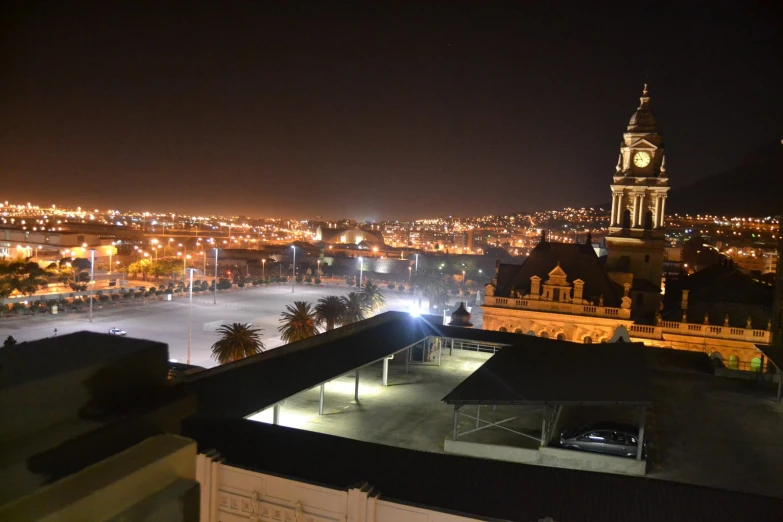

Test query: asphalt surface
[0,283,481,369]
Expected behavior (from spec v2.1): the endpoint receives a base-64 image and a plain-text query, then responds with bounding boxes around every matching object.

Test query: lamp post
[108,243,114,273]
[262,259,266,281]
[89,249,95,323]
[187,268,195,364]
[291,245,296,293]
[359,256,363,288]
[462,270,466,288]
[408,266,412,282]
[415,254,419,275]
[213,248,218,305]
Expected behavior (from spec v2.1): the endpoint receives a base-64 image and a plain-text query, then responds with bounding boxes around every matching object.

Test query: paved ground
[0,283,440,368]
[248,347,783,499]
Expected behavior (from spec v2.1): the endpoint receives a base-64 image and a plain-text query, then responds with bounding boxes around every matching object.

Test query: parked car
[559,422,645,459]
[108,327,127,336]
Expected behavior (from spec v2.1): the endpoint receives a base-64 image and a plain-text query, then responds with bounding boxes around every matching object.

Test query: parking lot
[0,283,439,368]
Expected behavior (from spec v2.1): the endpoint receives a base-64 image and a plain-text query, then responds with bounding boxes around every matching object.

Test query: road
[0,283,428,369]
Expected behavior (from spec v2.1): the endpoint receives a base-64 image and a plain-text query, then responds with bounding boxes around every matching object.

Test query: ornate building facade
[482,86,771,371]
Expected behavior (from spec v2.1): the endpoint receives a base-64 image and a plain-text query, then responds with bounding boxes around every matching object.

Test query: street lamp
[291,245,296,293]
[358,256,363,288]
[213,248,219,305]
[187,268,196,365]
[89,249,96,323]
[408,266,412,282]
[262,258,266,281]
[462,270,466,288]
[414,253,419,275]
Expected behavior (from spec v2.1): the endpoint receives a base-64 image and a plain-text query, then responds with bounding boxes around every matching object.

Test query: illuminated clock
[633,151,651,168]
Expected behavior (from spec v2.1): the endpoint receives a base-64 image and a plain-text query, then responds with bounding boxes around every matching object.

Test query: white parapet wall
[444,439,646,477]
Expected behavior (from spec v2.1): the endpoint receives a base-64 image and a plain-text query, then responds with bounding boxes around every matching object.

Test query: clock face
[633,151,651,168]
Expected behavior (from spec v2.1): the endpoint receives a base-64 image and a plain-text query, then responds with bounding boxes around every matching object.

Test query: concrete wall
[196,453,480,522]
[444,439,646,477]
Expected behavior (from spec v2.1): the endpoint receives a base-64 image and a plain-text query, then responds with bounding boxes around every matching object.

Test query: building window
[499,327,508,333]
[583,336,593,344]
[514,328,523,334]
[556,333,566,341]
[644,254,650,263]
[540,331,549,339]
[728,355,739,370]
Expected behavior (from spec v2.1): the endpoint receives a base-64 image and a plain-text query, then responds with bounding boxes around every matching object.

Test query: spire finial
[642,83,649,96]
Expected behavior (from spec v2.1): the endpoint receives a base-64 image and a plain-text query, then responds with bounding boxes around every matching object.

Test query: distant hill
[667,141,783,217]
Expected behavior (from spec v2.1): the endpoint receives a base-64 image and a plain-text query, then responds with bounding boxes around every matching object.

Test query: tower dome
[448,302,474,328]
[627,84,658,133]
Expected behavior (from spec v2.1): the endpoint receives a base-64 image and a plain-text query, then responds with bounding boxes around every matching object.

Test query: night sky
[2,1,781,220]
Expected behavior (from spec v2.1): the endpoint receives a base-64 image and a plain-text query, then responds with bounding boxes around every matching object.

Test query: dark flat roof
[0,332,168,389]
[443,340,654,406]
[183,416,783,522]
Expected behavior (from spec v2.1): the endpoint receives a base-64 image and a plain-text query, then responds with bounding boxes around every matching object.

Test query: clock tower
[605,85,670,319]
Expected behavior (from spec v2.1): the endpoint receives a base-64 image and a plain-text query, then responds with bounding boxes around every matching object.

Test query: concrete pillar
[382,357,389,386]
[450,339,454,356]
[636,408,646,460]
[354,369,360,402]
[452,406,459,440]
[319,383,325,415]
[273,404,280,425]
[540,405,548,447]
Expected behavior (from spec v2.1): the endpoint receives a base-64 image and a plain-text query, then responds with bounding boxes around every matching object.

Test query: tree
[340,292,369,325]
[3,335,17,347]
[315,295,346,331]
[278,301,319,343]
[414,271,448,308]
[360,280,386,314]
[211,323,265,364]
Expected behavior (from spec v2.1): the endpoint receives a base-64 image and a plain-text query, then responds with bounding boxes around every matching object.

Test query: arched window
[644,210,653,230]
[622,210,632,229]
[499,327,508,333]
[556,333,566,341]
[583,336,593,344]
[514,328,523,334]
[728,355,739,370]
[540,331,549,339]
[750,357,762,373]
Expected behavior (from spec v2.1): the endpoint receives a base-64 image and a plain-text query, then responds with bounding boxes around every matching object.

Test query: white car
[108,328,127,336]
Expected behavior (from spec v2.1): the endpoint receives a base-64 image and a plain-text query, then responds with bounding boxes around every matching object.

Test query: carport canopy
[755,343,783,402]
[442,340,654,459]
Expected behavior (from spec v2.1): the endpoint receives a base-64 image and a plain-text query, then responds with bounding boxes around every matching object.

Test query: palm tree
[315,295,346,331]
[360,280,386,314]
[415,271,448,309]
[340,292,369,325]
[211,323,265,364]
[278,301,319,343]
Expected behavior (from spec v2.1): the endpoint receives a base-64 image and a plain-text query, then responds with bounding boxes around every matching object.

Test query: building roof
[190,312,502,418]
[189,312,601,419]
[182,416,783,522]
[662,264,773,328]
[627,85,659,134]
[495,240,623,307]
[442,340,653,406]
[0,332,169,390]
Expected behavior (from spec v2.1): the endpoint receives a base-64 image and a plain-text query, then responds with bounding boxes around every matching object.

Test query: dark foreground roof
[443,341,653,406]
[495,240,623,306]
[182,416,783,522]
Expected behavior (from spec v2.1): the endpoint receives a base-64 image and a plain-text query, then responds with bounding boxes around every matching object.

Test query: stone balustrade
[484,295,631,320]
[629,322,770,344]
